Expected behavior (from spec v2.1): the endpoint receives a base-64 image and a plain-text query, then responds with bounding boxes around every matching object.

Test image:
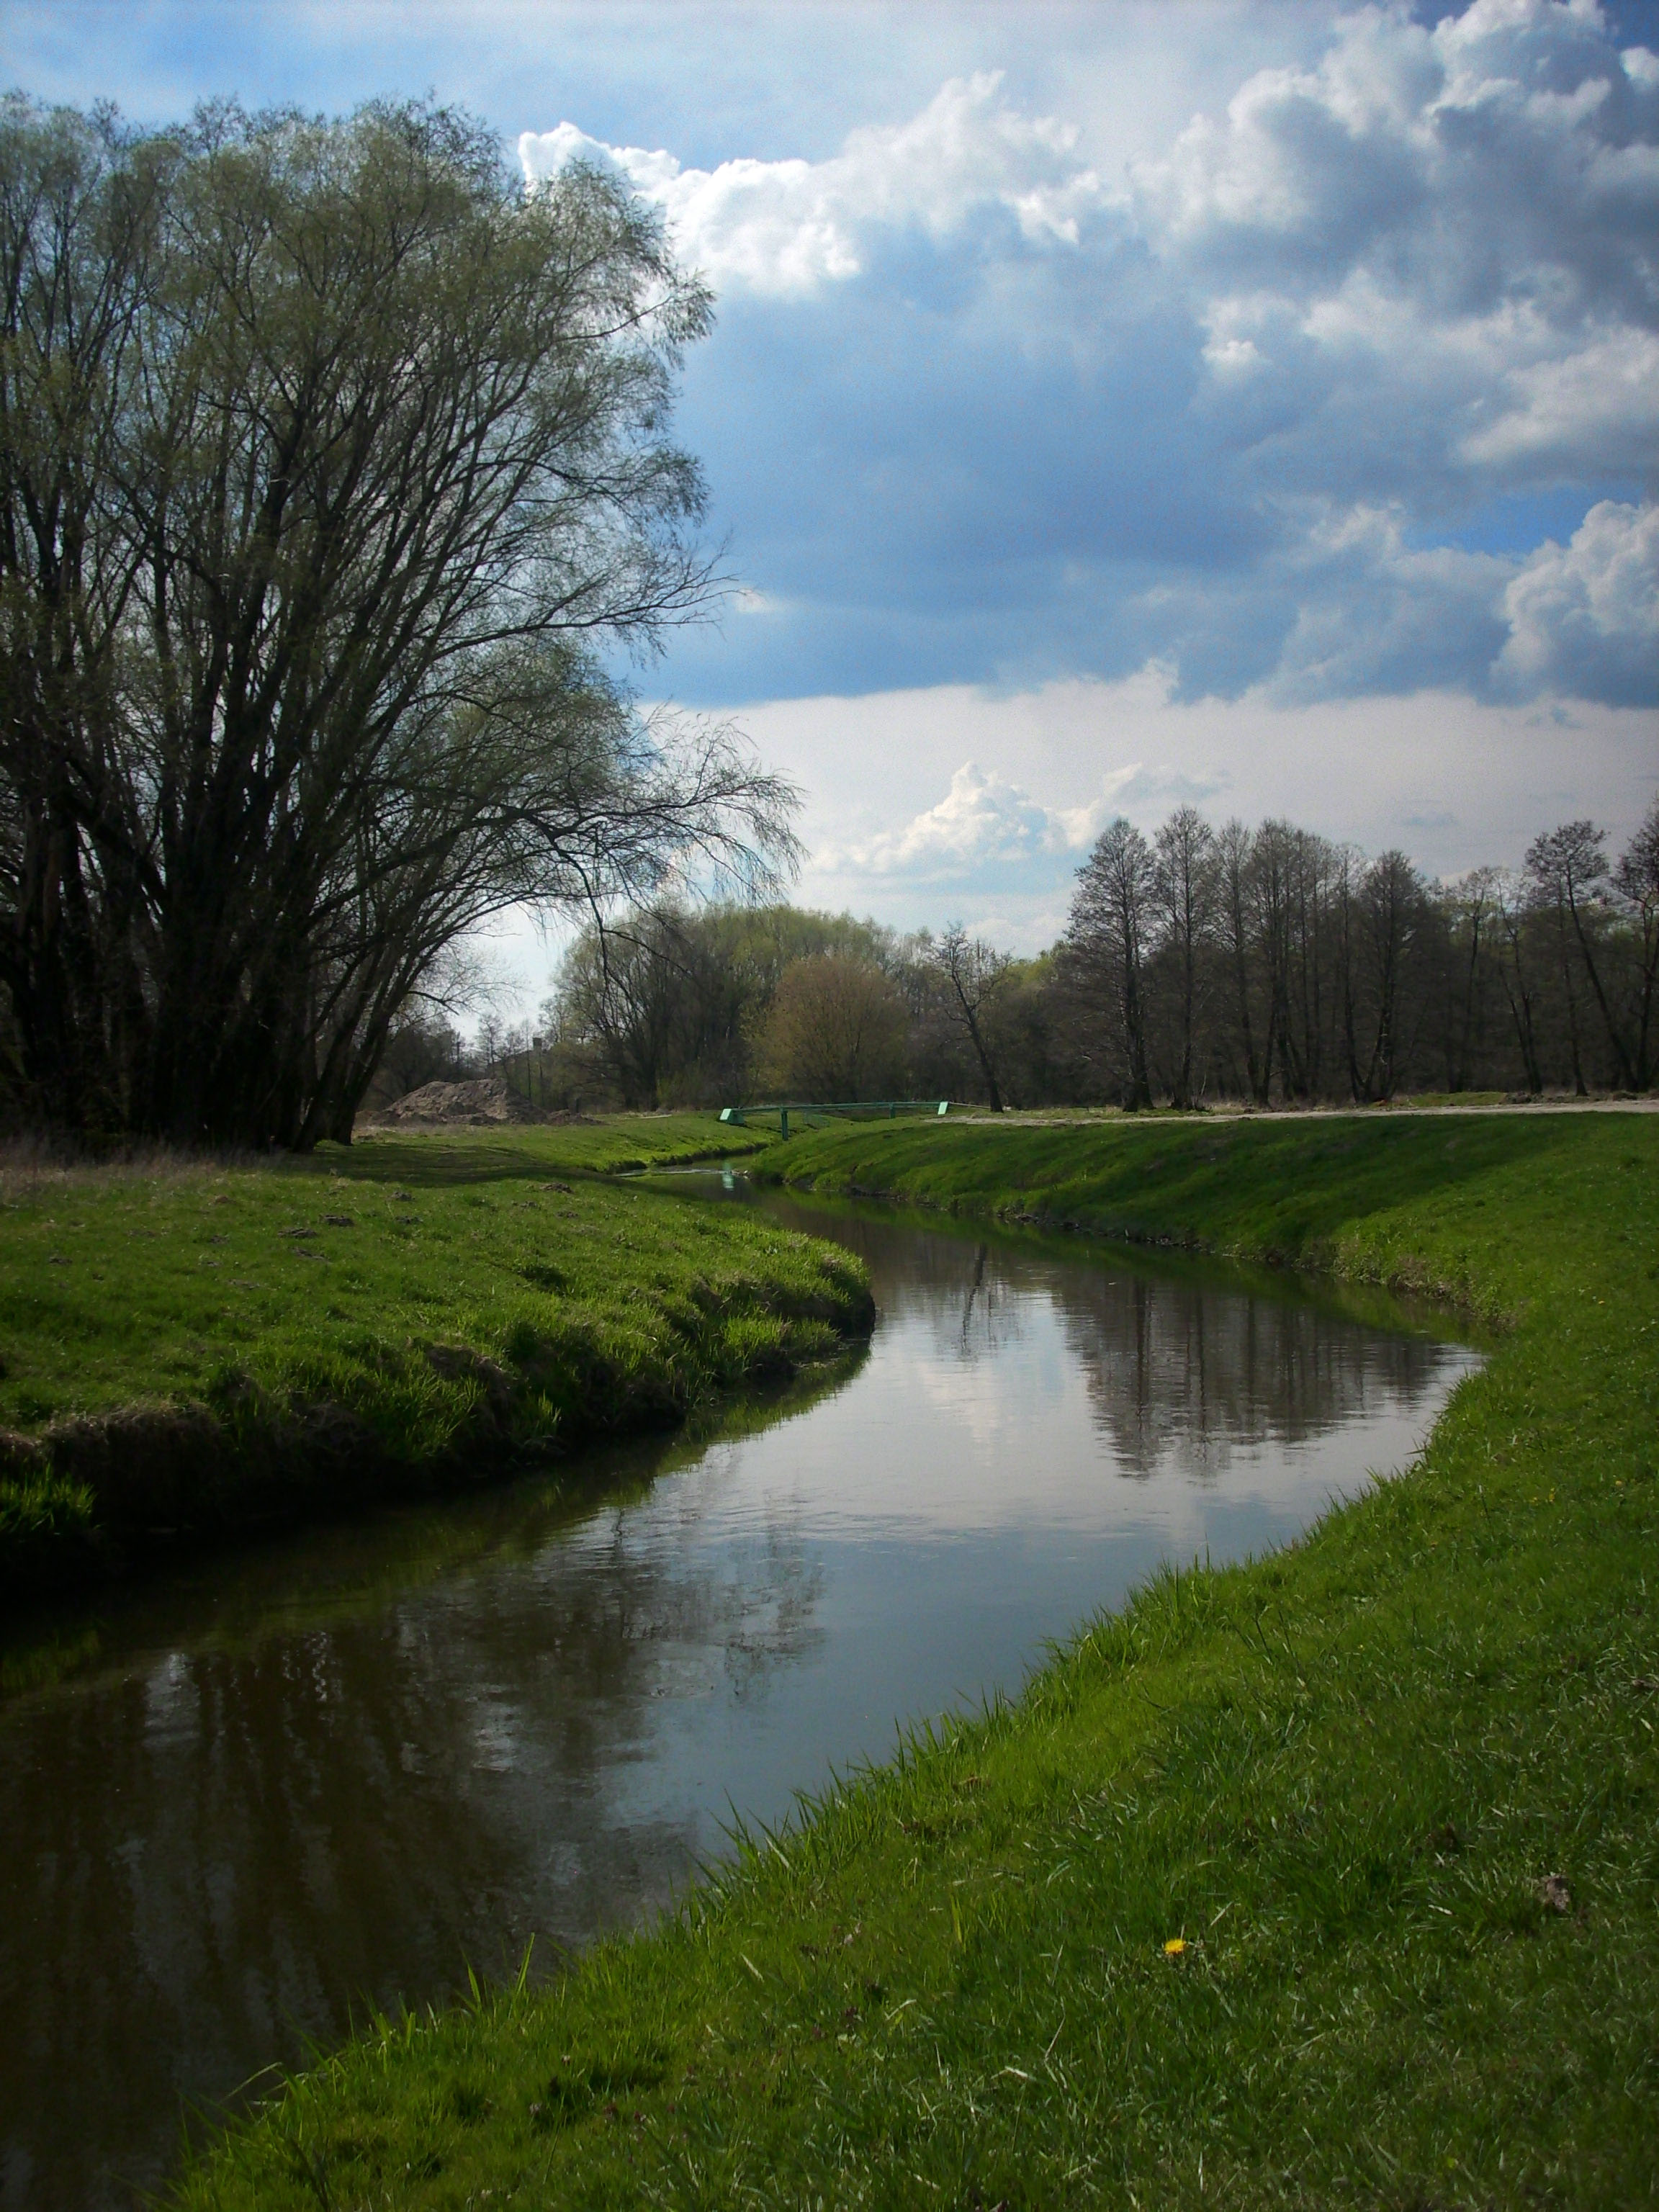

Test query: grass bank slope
[761,1110,1650,1323]
[0,1116,873,1593]
[177,1115,1658,2210]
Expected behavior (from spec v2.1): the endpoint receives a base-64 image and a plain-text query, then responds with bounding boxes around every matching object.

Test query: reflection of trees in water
[772,1208,1029,1363]
[758,1204,1455,1465]
[787,1202,1458,1481]
[0,1482,821,2211]
[780,1208,1455,1466]
[958,1244,994,1357]
[895,1235,1025,1364]
[1046,1265,1454,1479]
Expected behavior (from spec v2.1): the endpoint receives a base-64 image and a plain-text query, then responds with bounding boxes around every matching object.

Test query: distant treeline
[1058,804,1658,1107]
[378,796,1658,1113]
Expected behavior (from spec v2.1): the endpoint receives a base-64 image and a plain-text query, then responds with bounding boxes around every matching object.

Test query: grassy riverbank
[174,1111,1658,2209]
[0,1115,878,1593]
[760,1108,1658,1324]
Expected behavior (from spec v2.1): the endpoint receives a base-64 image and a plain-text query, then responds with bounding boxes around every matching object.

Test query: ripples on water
[0,1188,1480,2211]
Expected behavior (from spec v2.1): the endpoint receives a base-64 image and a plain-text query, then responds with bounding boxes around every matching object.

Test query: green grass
[0,1114,873,1590]
[338,1111,779,1184]
[172,1112,1658,2210]
[757,1110,1655,1323]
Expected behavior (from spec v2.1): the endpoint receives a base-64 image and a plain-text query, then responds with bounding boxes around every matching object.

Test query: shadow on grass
[326,1136,591,1188]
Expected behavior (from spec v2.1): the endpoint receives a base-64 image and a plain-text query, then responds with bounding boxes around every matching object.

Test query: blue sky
[6,0,1655,956]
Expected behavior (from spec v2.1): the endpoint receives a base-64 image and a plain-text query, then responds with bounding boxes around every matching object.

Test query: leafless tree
[929,923,1012,1110]
[1068,817,1155,1107]
[1151,806,1215,1108]
[1527,820,1642,1091]
[1447,866,1502,1092]
[1216,819,1267,1105]
[1357,850,1432,1100]
[1525,823,1609,1094]
[1488,869,1546,1093]
[1612,796,1659,1088]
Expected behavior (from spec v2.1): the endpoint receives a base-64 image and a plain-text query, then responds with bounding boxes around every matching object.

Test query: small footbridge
[719,1100,951,1141]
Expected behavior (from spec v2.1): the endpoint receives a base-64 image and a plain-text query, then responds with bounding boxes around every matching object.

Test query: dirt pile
[380,1077,542,1126]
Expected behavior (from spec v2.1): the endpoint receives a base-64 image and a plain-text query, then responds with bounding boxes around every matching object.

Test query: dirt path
[967,1098,1659,1123]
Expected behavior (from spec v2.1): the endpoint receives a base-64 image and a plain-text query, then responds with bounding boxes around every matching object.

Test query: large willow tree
[0,94,793,1145]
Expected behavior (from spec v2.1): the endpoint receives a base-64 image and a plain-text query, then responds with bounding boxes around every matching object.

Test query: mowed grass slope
[760,1109,1653,1323]
[178,1114,1658,2211]
[0,1115,873,1588]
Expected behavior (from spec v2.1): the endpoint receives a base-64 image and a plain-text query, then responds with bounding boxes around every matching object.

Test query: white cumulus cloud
[828,762,1069,877]
[1496,499,1659,703]
[1135,0,1659,510]
[521,0,1658,711]
[824,757,1228,882]
[1461,324,1659,473]
[520,72,1112,296]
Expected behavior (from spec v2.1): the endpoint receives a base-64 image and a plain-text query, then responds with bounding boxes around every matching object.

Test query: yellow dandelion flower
[1164,1938,1187,1956]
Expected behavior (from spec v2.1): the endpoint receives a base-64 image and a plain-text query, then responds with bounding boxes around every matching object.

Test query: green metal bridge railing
[719,1100,950,1141]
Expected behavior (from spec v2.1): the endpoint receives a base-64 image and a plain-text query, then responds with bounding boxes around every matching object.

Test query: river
[0,1182,1480,2210]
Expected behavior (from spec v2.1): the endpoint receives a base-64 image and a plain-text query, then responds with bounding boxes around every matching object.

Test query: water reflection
[751,1194,1462,1507]
[1059,1257,1452,1477]
[0,1192,1478,2212]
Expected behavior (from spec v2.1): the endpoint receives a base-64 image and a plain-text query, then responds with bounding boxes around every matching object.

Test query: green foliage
[0,94,792,1146]
[0,1470,97,1588]
[0,1115,868,1588]
[172,1112,1659,2208]
[546,901,909,1108]
[755,953,910,1101]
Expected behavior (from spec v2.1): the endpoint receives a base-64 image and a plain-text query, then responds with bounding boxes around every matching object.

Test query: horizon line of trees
[375,791,1657,1118]
[1059,800,1658,1109]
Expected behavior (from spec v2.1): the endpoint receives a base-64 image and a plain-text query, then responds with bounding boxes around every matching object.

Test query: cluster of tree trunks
[1061,804,1659,1107]
[0,96,791,1146]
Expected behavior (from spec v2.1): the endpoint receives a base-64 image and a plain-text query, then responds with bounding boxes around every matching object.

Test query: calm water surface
[0,1186,1480,2210]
